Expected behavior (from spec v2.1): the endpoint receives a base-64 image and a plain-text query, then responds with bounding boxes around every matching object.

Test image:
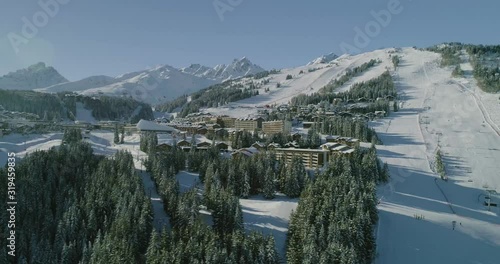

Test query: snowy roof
[136,119,178,133]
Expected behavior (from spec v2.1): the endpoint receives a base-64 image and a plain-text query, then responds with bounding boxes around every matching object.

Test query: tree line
[144,141,281,263]
[0,129,152,263]
[286,146,388,264]
[0,90,154,122]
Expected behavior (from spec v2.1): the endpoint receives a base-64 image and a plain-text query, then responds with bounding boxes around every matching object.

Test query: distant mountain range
[0,57,266,105]
[0,54,341,105]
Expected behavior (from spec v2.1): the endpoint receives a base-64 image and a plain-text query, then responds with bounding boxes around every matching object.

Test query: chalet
[267,142,281,150]
[176,140,191,147]
[215,142,229,150]
[196,127,208,135]
[156,143,174,152]
[251,141,266,151]
[197,141,212,148]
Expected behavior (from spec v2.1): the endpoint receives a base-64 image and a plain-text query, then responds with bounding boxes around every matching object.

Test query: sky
[0,0,499,81]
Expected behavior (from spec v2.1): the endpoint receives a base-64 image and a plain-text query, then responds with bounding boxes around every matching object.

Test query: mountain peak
[180,57,265,82]
[307,52,339,65]
[0,62,68,90]
[28,62,47,70]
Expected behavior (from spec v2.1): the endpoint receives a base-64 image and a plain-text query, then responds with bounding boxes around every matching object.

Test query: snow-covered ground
[240,195,298,258]
[373,48,500,264]
[204,49,394,118]
[75,102,97,124]
[175,170,297,258]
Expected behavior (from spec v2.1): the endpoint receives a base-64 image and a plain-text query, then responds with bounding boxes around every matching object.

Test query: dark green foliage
[140,131,158,153]
[435,149,446,180]
[291,68,393,106]
[282,156,307,198]
[472,65,500,93]
[429,43,500,92]
[286,147,386,264]
[392,55,400,68]
[441,49,462,67]
[120,126,125,144]
[336,71,396,101]
[145,146,280,263]
[452,65,464,77]
[263,167,276,199]
[114,124,120,144]
[249,69,281,80]
[0,90,153,122]
[0,144,152,263]
[71,95,153,123]
[158,80,259,117]
[286,74,293,80]
[62,128,82,144]
[317,116,379,143]
[155,95,188,112]
[0,90,66,121]
[320,59,378,94]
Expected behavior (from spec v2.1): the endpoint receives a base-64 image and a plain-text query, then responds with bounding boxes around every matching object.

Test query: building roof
[232,147,260,157]
[136,119,178,133]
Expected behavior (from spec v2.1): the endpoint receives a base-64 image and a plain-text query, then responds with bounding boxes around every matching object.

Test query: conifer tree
[263,167,276,199]
[114,124,120,144]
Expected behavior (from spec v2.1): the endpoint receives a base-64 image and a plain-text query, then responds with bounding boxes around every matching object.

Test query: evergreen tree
[263,167,276,199]
[114,124,120,144]
[120,126,125,144]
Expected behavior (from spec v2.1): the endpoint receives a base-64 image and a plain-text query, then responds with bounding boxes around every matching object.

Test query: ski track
[374,48,500,264]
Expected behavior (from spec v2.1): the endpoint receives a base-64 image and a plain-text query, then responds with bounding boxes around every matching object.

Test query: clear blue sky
[1,0,499,81]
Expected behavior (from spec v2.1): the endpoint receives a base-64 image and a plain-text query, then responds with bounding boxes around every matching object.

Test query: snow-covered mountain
[31,57,265,105]
[36,75,116,93]
[77,65,219,105]
[307,52,339,65]
[181,57,265,81]
[0,62,68,90]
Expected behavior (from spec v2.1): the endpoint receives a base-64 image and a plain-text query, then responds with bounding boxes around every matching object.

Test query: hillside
[166,49,394,118]
[0,62,68,90]
[32,57,265,105]
[158,46,500,263]
[0,90,153,123]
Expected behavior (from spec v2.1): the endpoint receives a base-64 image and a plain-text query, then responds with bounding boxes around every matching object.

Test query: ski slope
[205,49,394,118]
[373,48,500,264]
